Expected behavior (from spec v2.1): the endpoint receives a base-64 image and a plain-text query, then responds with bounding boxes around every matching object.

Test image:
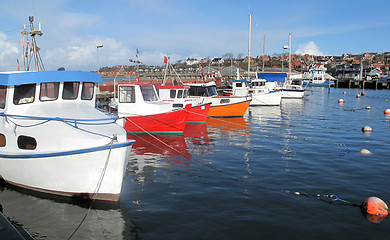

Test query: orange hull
[208,100,251,118]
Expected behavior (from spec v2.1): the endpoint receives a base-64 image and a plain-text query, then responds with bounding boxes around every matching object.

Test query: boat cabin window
[40,82,59,101]
[14,84,36,105]
[119,86,135,103]
[177,90,183,98]
[0,133,5,147]
[81,82,94,100]
[189,86,208,96]
[235,83,243,88]
[207,86,217,96]
[63,82,80,100]
[140,85,158,101]
[220,99,230,104]
[170,90,176,99]
[0,86,6,109]
[17,135,37,150]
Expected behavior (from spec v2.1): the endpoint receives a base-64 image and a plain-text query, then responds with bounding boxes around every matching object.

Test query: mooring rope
[67,135,116,240]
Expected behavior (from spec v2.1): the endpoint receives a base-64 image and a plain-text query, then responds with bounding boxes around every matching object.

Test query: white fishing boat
[0,70,134,202]
[300,65,335,87]
[228,78,281,106]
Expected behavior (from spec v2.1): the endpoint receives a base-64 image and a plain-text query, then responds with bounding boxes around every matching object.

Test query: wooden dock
[334,78,390,89]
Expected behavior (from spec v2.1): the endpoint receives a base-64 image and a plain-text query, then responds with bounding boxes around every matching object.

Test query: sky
[1,0,390,72]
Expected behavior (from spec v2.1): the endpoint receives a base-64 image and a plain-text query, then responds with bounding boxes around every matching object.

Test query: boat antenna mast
[21,16,44,71]
[161,54,183,86]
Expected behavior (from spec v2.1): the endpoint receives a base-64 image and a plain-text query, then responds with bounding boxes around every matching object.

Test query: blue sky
[1,0,390,71]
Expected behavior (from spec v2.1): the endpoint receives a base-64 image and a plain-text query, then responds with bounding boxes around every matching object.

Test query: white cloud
[0,32,19,71]
[295,41,324,56]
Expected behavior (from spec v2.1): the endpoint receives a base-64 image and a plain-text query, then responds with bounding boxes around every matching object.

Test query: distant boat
[0,71,134,202]
[228,75,282,106]
[114,84,191,134]
[298,65,335,87]
[186,81,251,118]
[257,72,305,99]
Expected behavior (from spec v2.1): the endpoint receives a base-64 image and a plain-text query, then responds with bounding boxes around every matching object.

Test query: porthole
[17,135,37,150]
[220,99,230,104]
[0,134,5,147]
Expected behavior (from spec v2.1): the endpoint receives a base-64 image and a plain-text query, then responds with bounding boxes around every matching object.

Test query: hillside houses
[100,52,390,80]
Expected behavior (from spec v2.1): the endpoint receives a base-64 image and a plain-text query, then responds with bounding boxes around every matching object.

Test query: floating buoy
[384,109,390,115]
[361,92,366,96]
[343,92,347,95]
[356,94,361,98]
[365,106,371,110]
[361,197,389,216]
[338,99,344,103]
[360,149,372,155]
[362,125,373,132]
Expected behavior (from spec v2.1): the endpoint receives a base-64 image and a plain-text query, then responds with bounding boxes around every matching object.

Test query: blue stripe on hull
[0,141,134,159]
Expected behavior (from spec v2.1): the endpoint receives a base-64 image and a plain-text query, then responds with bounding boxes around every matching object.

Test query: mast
[288,33,291,81]
[248,13,252,78]
[21,16,44,71]
[262,34,265,72]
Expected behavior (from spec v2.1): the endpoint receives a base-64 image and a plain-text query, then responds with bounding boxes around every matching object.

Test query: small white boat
[298,65,335,87]
[0,71,134,202]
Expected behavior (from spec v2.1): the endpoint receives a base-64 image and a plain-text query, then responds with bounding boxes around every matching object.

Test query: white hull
[250,91,282,106]
[282,89,305,99]
[0,142,132,201]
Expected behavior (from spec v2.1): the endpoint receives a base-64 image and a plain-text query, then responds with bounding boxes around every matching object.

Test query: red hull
[187,103,211,123]
[123,106,190,134]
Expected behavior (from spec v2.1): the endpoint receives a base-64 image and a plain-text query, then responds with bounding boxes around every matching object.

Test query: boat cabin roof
[0,71,103,86]
[158,85,190,89]
[186,81,216,87]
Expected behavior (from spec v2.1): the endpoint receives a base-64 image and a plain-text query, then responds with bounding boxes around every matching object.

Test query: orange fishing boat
[185,81,251,118]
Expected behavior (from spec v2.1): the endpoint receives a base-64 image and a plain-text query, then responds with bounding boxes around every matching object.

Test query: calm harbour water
[1,86,390,239]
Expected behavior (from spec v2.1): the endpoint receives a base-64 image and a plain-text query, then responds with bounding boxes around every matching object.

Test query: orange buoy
[356,94,361,98]
[361,92,366,96]
[361,197,389,216]
[343,92,347,94]
[384,109,390,115]
[362,125,373,132]
[338,99,344,103]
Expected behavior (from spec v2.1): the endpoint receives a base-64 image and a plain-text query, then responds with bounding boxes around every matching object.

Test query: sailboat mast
[288,33,291,81]
[262,34,265,72]
[248,13,252,78]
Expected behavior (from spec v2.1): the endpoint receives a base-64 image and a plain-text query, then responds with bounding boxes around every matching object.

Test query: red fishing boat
[158,84,211,123]
[113,84,191,134]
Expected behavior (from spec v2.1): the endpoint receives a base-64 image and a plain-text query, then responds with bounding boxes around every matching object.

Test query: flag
[164,56,168,63]
[17,59,20,71]
[20,35,25,46]
[26,35,30,47]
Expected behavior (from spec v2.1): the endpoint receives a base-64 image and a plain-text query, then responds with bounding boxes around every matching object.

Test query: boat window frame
[140,85,158,101]
[177,90,183,98]
[40,82,59,102]
[170,89,176,99]
[13,84,36,105]
[0,85,6,109]
[81,82,94,100]
[62,82,80,100]
[119,86,136,103]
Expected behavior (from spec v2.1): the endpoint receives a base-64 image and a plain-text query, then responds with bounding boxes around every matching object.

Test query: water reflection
[206,117,249,135]
[0,183,135,239]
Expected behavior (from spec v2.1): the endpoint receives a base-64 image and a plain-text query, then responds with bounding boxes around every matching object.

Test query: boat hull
[208,100,251,118]
[0,141,133,202]
[123,108,190,134]
[282,89,305,99]
[187,103,211,123]
[250,91,282,106]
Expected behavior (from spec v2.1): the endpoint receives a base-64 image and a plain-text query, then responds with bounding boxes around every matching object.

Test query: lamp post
[97,45,103,73]
[282,45,288,73]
